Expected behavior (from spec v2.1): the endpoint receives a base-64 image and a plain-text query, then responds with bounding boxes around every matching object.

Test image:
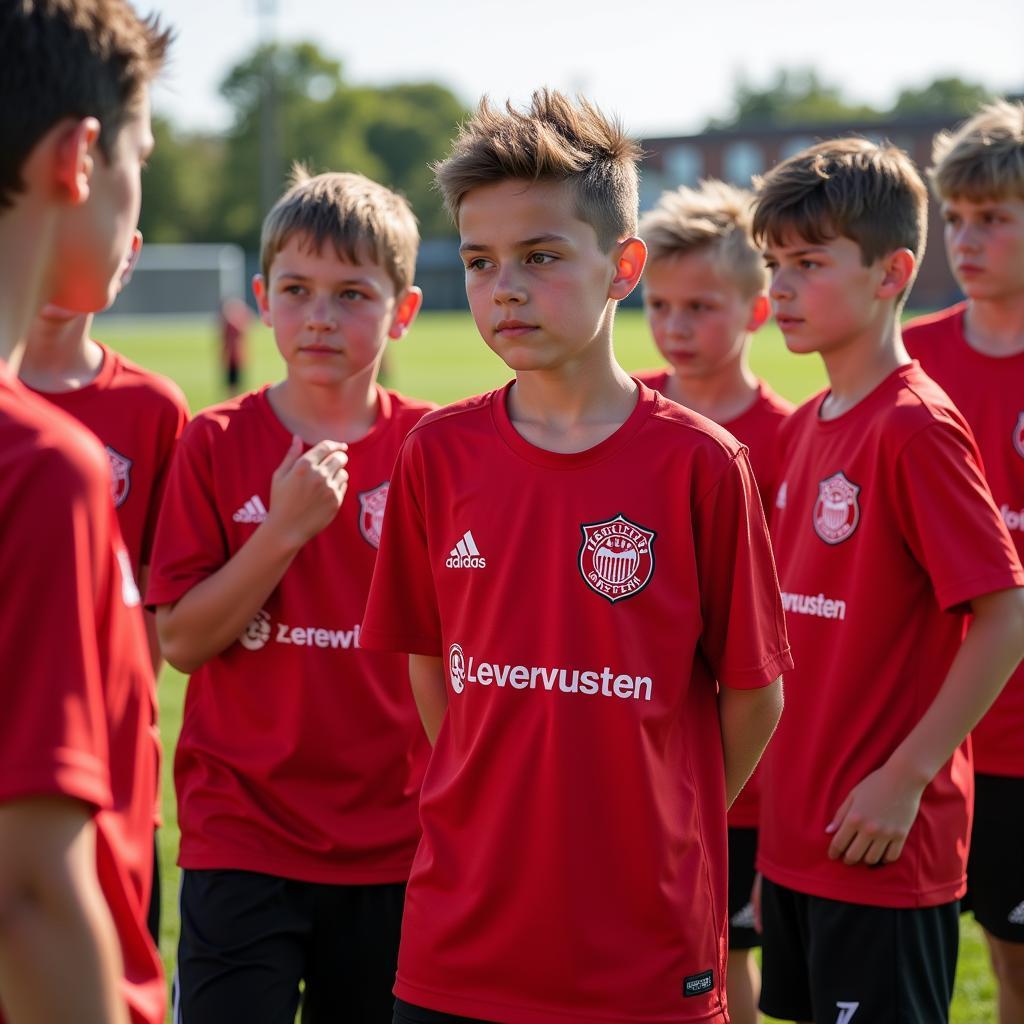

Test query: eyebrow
[274,272,380,289]
[459,234,571,254]
[763,245,830,259]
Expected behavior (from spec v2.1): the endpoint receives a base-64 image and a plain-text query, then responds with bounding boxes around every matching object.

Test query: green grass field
[95,309,998,1023]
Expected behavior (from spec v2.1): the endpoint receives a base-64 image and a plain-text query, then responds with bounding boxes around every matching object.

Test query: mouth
[495,319,538,338]
[299,343,341,355]
[775,315,804,329]
[956,264,984,276]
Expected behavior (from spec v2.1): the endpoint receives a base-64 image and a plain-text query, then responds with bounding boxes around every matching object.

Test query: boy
[903,99,1024,1023]
[20,230,189,944]
[637,180,794,1024]
[361,90,792,1024]
[752,138,1024,1024]
[147,167,433,1023]
[0,3,170,1023]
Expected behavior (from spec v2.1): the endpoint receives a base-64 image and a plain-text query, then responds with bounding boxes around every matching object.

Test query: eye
[525,252,556,265]
[799,259,820,270]
[283,284,306,296]
[943,212,961,226]
[465,257,492,272]
[340,289,365,301]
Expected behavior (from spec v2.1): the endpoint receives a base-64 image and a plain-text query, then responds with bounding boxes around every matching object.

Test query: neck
[19,316,102,392]
[508,335,638,453]
[664,359,759,423]
[268,368,380,444]
[963,294,1024,356]
[819,315,909,420]
[0,202,58,372]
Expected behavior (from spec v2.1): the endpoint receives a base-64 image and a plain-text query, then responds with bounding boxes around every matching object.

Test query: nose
[665,309,693,339]
[950,221,980,254]
[769,267,794,302]
[306,295,336,331]
[493,263,526,305]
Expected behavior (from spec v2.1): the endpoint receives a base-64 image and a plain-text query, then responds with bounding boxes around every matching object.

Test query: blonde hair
[639,180,766,297]
[260,165,419,293]
[434,89,641,249]
[753,138,928,302]
[929,99,1024,201]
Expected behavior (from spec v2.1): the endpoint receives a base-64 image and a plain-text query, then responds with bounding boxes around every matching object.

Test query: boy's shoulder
[382,388,438,432]
[402,388,504,444]
[99,344,189,416]
[181,386,270,447]
[646,385,749,461]
[752,380,796,420]
[903,303,967,353]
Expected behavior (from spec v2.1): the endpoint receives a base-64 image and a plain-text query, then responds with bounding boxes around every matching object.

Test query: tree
[889,77,992,119]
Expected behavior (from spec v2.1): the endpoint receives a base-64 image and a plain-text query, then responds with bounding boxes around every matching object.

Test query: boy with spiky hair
[361,89,792,1024]
[147,167,432,1023]
[0,2,170,1023]
[752,138,1024,1024]
[638,179,793,1024]
[903,99,1024,1023]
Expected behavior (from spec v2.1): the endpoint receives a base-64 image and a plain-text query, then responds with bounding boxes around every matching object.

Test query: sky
[150,0,1024,139]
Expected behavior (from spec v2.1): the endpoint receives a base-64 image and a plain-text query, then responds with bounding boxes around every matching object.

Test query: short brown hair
[639,180,766,297]
[929,99,1024,202]
[753,138,928,301]
[434,89,641,249]
[260,165,420,294]
[0,0,171,210]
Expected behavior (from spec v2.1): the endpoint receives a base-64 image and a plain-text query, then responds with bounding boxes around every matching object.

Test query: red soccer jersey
[360,380,793,1024]
[27,342,189,578]
[0,377,163,1024]
[636,370,794,827]
[146,385,433,883]
[760,363,1024,908]
[905,305,1024,777]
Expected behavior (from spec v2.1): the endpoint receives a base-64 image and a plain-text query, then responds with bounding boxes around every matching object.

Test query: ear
[746,293,771,332]
[117,230,144,290]
[608,238,647,301]
[52,117,101,204]
[252,274,273,327]
[876,249,916,301]
[388,286,423,340]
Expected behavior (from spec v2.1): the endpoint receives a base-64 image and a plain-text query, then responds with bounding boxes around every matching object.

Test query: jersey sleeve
[360,434,441,655]
[694,449,793,689]
[145,419,229,609]
[0,446,112,811]
[894,420,1024,611]
[139,390,190,569]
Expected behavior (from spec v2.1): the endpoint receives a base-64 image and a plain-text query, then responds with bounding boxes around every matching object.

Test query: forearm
[0,803,129,1024]
[138,568,162,680]
[409,654,448,745]
[157,522,302,673]
[718,678,784,807]
[887,587,1024,786]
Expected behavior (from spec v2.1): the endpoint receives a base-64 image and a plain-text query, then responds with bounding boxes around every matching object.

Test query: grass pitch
[95,309,997,1023]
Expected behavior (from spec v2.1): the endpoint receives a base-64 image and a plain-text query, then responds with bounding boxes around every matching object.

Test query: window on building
[665,144,703,186]
[724,141,764,186]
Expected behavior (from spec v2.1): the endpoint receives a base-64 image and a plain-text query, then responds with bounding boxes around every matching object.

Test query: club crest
[105,446,132,508]
[357,481,389,548]
[1014,411,1024,460]
[813,471,861,545]
[578,513,656,603]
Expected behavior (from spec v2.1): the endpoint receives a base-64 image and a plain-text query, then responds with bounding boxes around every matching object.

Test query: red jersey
[0,377,163,1024]
[637,370,794,827]
[361,381,792,1024]
[760,363,1024,908]
[905,305,1024,777]
[27,342,189,578]
[146,385,433,884]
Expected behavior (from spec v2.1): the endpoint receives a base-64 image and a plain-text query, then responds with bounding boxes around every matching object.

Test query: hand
[751,871,763,934]
[826,764,924,866]
[264,435,349,550]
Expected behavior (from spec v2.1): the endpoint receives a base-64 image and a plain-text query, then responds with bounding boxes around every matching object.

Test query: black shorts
[393,1000,493,1024]
[146,835,160,945]
[727,826,760,950]
[965,773,1024,943]
[174,868,405,1024]
[759,878,958,1023]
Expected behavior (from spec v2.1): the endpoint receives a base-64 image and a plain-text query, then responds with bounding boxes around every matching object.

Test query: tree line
[139,44,998,250]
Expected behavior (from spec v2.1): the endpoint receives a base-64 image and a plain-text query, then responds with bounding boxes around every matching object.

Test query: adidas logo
[446,530,487,569]
[233,495,268,524]
[1009,900,1024,926]
[730,902,756,930]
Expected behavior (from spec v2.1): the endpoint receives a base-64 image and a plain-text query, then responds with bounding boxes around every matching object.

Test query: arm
[719,678,784,808]
[828,586,1024,865]
[0,798,129,1024]
[137,566,163,680]
[409,654,447,745]
[157,436,348,673]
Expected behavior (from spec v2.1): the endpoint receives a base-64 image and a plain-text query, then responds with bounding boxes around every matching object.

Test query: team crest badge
[105,446,132,508]
[578,513,656,603]
[813,471,861,545]
[357,481,389,548]
[1013,411,1024,460]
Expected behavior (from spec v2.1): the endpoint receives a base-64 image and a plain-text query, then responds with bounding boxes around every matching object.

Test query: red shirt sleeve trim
[357,627,441,656]
[718,647,794,690]
[936,570,1024,614]
[0,749,110,811]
